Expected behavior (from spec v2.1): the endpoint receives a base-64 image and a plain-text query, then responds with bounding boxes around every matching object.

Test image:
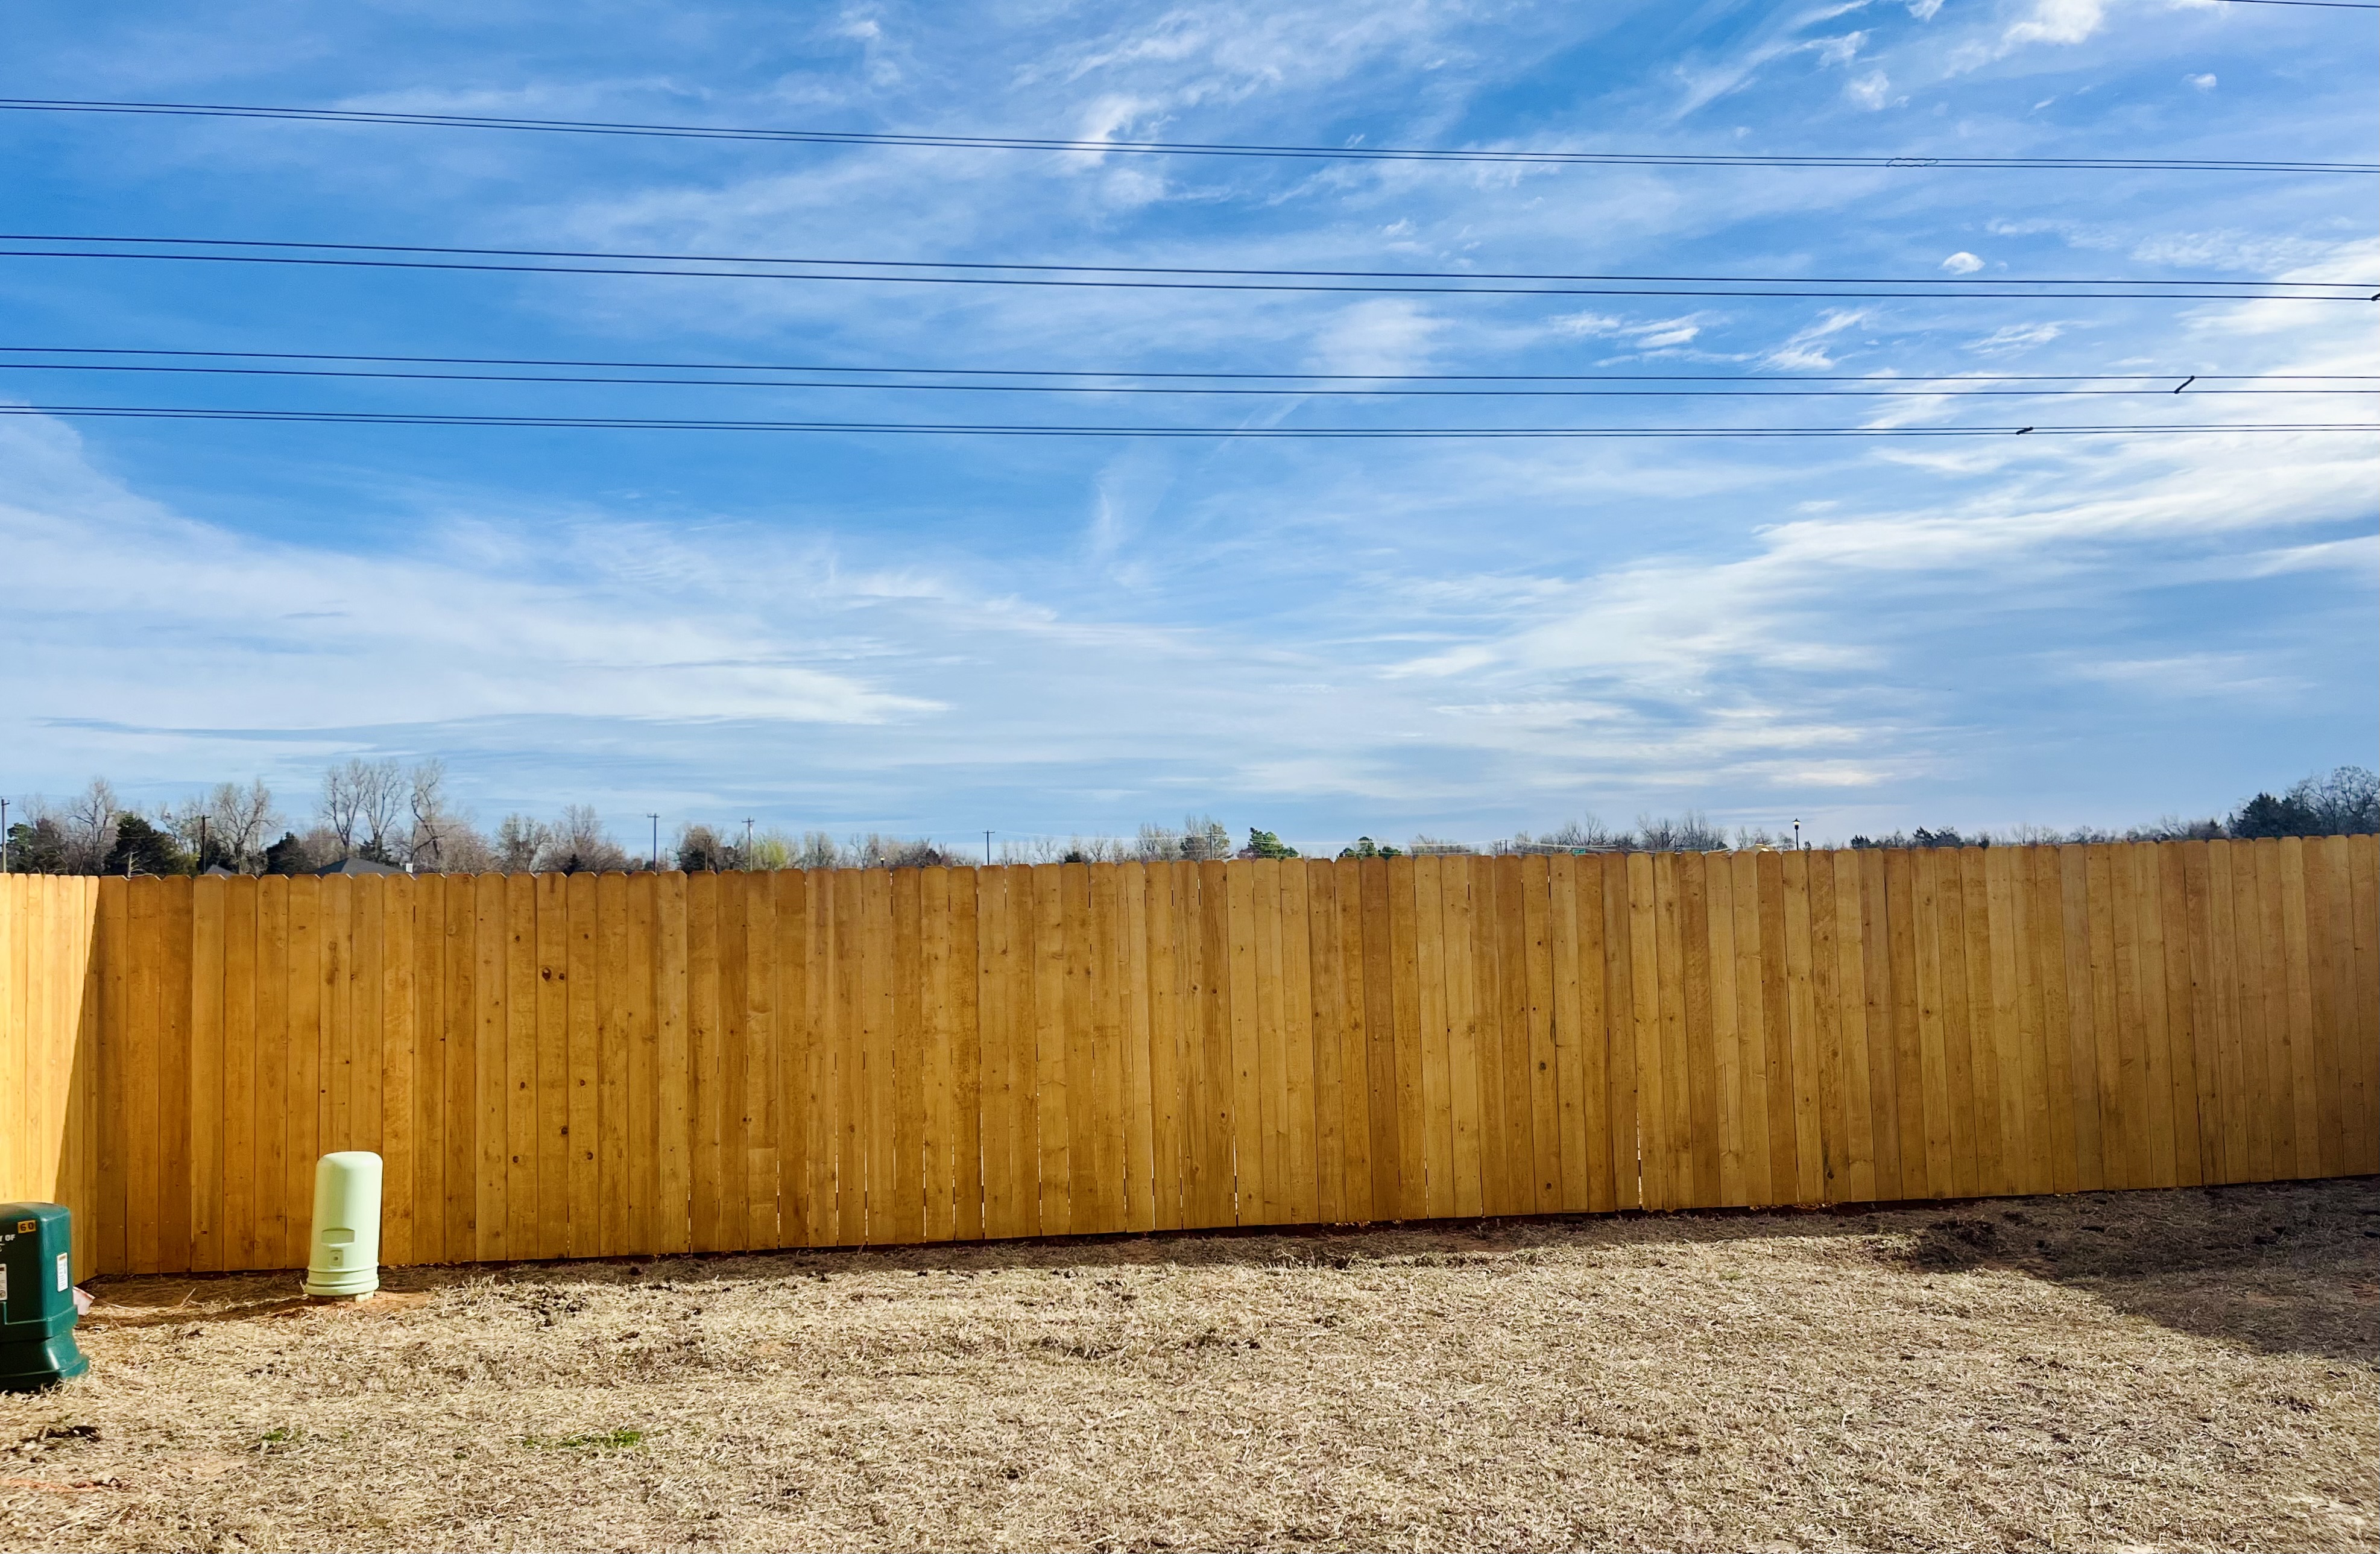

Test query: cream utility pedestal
[303,1152,383,1301]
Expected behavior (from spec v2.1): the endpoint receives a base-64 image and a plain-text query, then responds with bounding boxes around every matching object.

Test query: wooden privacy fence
[1,838,2373,1280]
[0,876,101,1275]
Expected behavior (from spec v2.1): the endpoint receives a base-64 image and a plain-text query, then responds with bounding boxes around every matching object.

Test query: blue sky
[2,0,2373,852]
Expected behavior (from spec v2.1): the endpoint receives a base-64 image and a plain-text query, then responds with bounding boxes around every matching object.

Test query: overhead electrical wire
[5,232,2363,290]
[2,405,2367,437]
[0,97,2370,174]
[6,346,2371,385]
[1,235,2369,300]
[1,357,2371,397]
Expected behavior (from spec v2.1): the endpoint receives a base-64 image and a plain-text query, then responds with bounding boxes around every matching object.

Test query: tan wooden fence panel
[0,874,102,1279]
[0,836,2373,1277]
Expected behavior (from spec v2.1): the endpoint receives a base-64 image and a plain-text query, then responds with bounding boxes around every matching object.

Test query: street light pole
[647,813,660,870]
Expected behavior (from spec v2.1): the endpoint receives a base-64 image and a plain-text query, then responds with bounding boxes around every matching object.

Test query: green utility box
[0,1203,88,1392]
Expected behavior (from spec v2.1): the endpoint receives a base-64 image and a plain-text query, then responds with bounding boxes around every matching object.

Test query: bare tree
[403,760,469,869]
[63,779,121,873]
[2291,765,2378,834]
[1406,835,1476,856]
[320,761,365,858]
[1131,822,1182,861]
[164,780,280,870]
[423,821,496,873]
[541,806,628,873]
[358,762,406,859]
[1633,811,1728,852]
[1509,816,1621,853]
[1179,815,1233,862]
[496,814,550,872]
[319,758,405,860]
[883,837,956,868]
[213,779,279,868]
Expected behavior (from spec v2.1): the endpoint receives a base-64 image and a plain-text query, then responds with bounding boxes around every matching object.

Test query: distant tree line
[3,765,2370,878]
[0,760,633,879]
[1840,766,2376,851]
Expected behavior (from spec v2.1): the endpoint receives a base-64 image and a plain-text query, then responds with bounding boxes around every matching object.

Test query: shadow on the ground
[1886,1178,2379,1365]
[83,1178,2378,1364]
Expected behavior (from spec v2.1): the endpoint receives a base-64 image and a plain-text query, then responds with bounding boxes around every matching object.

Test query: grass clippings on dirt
[3,1178,2373,1552]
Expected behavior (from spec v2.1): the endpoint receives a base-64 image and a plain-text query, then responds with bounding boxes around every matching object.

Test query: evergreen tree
[2227,791,2320,839]
[1244,828,1299,859]
[4,818,72,873]
[101,815,189,876]
[262,831,312,876]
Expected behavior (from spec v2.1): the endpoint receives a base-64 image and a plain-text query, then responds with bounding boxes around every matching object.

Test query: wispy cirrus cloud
[0,0,2368,845]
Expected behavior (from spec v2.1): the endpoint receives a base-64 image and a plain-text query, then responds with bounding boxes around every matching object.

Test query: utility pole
[743,817,756,869]
[1,796,10,873]
[985,829,993,866]
[647,813,660,870]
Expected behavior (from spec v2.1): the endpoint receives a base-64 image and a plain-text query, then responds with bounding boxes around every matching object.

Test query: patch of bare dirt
[2,1179,2372,1552]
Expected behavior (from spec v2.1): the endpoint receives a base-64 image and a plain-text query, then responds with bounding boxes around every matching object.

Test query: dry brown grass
[4,1179,2373,1552]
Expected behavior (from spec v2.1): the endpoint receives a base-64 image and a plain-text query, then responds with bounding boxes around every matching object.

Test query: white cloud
[826,7,902,86]
[2004,0,2106,48]
[1040,3,1469,108]
[2185,72,2217,91]
[2238,534,2380,578]
[1087,447,1175,566]
[1096,166,1171,208]
[2065,652,2300,700]
[1968,321,2065,353]
[1309,298,1442,376]
[1550,312,1706,351]
[1940,251,1985,274]
[1480,426,2372,717]
[1670,44,1797,118]
[0,420,936,738]
[1813,31,1869,67]
[1066,93,1158,162]
[1764,308,1870,370]
[1846,70,1894,109]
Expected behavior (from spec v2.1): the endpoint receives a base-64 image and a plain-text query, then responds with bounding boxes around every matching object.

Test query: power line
[1,358,2370,397]
[2,235,2368,301]
[0,98,2369,174]
[7,346,2370,384]
[5,233,2364,292]
[3,404,2369,437]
